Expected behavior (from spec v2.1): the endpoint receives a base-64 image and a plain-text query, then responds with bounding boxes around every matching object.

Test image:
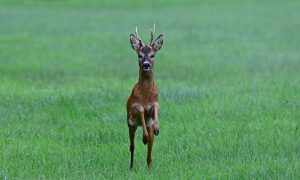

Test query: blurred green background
[1,0,299,179]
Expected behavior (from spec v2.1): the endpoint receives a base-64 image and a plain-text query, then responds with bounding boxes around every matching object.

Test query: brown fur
[127,31,163,169]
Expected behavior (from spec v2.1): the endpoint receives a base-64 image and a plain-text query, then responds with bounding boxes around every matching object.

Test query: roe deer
[126,24,164,169]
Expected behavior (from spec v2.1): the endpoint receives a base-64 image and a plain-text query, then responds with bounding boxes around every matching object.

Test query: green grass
[1,0,300,179]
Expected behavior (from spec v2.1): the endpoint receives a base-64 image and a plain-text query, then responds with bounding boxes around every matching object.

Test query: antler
[135,26,144,46]
[135,26,140,39]
[149,23,155,45]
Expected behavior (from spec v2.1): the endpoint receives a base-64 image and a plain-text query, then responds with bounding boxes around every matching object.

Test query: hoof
[142,132,148,145]
[154,129,159,136]
[147,159,152,168]
[143,137,148,145]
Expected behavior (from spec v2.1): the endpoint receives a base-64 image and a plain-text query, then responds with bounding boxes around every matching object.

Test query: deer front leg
[132,104,148,144]
[153,102,159,136]
[147,126,154,167]
[129,125,137,169]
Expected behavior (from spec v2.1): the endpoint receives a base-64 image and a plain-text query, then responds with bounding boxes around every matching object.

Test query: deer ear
[152,34,163,52]
[130,34,143,51]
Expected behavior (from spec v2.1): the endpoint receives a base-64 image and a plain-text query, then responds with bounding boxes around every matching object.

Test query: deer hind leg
[147,126,154,167]
[129,125,137,169]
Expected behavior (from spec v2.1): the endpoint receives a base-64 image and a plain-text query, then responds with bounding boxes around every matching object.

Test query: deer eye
[150,55,155,58]
[138,55,143,59]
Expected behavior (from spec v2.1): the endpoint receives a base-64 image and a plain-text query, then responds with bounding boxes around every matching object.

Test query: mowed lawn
[1,0,300,178]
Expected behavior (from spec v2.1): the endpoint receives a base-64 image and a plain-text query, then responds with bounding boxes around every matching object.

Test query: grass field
[1,0,300,179]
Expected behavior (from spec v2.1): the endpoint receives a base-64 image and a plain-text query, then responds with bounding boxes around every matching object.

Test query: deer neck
[138,69,155,90]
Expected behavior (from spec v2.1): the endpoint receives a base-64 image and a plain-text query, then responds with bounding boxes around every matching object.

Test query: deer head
[130,24,164,72]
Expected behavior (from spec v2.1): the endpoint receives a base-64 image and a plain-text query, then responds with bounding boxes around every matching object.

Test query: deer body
[126,26,163,169]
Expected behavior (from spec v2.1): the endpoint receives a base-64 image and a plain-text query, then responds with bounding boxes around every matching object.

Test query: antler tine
[135,26,144,47]
[135,26,139,39]
[149,22,156,45]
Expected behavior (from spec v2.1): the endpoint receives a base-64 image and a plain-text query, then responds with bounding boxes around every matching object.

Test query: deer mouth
[142,63,151,71]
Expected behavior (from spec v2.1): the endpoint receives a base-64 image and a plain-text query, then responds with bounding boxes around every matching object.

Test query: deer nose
[142,62,151,70]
